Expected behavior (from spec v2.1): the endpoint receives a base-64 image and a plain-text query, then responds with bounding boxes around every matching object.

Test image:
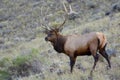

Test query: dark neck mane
[53,35,66,53]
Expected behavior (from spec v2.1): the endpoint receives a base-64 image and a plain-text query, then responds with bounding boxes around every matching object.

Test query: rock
[105,12,111,16]
[0,15,9,22]
[0,42,15,50]
[105,1,120,15]
[66,0,74,4]
[0,24,4,29]
[2,29,12,36]
[81,28,91,34]
[111,2,120,12]
[0,38,4,44]
[76,64,86,72]
[86,0,97,9]
[49,63,59,73]
[30,59,43,74]
[57,69,65,75]
[68,12,80,20]
[106,49,117,59]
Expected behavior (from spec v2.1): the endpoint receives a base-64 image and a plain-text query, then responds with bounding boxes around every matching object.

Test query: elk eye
[48,33,53,36]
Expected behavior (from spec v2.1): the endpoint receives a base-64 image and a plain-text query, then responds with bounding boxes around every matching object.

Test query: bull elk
[42,19,111,74]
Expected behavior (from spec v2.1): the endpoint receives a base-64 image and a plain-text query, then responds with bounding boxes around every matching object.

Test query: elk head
[42,18,66,43]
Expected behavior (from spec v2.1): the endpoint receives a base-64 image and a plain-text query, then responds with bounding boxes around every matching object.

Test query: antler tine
[58,16,67,31]
[40,5,52,33]
[69,4,73,12]
[41,23,51,33]
[62,1,68,14]
[41,24,47,29]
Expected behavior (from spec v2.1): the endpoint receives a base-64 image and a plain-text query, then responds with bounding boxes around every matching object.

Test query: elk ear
[43,29,49,34]
[58,27,63,32]
[55,27,63,32]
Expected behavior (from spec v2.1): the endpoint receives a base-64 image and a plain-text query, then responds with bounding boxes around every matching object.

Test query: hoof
[106,66,111,70]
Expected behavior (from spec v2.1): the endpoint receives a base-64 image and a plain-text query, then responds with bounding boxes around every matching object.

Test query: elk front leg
[69,56,76,73]
[92,54,99,70]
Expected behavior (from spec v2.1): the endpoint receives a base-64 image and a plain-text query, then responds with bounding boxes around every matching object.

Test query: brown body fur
[64,32,98,56]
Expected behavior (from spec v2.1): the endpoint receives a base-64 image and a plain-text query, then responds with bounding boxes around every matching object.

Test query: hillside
[0,0,120,80]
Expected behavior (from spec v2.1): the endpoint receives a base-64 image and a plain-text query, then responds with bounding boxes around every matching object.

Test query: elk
[42,19,111,74]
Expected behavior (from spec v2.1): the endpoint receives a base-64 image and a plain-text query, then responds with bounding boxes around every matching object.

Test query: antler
[57,16,67,31]
[40,2,67,33]
[62,2,69,14]
[40,24,49,33]
[62,0,79,20]
[40,6,51,33]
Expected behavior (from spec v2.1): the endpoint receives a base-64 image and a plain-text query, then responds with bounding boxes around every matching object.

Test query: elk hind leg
[99,49,111,68]
[99,43,111,68]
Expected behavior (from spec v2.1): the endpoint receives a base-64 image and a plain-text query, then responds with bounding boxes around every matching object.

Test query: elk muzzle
[45,37,48,41]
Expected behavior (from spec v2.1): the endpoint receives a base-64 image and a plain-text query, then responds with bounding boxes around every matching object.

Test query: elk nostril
[45,37,48,41]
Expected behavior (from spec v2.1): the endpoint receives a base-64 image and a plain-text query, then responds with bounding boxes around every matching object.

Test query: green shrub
[12,55,30,67]
[31,48,39,55]
[12,48,39,67]
[0,57,12,68]
[0,70,11,80]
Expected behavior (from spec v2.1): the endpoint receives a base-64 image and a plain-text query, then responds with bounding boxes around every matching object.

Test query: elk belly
[75,46,91,56]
